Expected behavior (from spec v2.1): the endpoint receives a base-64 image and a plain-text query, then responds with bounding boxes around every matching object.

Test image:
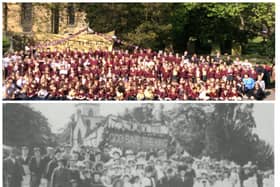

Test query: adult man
[29,147,45,187]
[62,144,72,160]
[42,147,55,172]
[142,165,157,187]
[45,149,62,187]
[18,146,31,173]
[3,148,24,187]
[18,146,31,186]
[185,161,196,187]
[158,168,176,187]
[50,158,71,187]
[176,165,190,187]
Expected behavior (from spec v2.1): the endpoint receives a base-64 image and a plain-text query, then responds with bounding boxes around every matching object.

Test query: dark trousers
[31,175,41,187]
[4,178,22,187]
[244,87,254,97]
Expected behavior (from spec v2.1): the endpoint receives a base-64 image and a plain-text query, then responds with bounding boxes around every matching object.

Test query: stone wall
[58,5,88,34]
[32,4,52,33]
[5,3,23,33]
[4,3,87,34]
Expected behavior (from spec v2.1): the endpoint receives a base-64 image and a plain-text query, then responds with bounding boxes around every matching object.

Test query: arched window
[51,5,60,34]
[67,4,75,25]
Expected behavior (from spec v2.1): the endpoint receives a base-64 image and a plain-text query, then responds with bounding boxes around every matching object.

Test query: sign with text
[104,129,170,151]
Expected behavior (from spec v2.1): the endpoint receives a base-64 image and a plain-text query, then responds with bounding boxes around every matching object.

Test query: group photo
[2,3,275,101]
[3,103,274,187]
[2,2,276,187]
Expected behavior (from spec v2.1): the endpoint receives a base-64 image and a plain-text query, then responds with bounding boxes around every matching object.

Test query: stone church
[3,3,87,34]
[71,104,170,151]
[72,104,105,148]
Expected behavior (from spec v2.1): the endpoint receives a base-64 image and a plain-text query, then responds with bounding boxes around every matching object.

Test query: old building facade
[71,104,170,151]
[3,3,87,34]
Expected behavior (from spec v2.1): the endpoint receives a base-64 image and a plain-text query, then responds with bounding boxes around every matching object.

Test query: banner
[35,27,88,48]
[104,129,170,151]
[34,28,114,51]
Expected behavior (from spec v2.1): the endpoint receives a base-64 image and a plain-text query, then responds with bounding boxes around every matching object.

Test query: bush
[3,35,10,54]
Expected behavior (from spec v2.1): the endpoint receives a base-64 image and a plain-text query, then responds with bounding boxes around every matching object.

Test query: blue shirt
[243,77,255,89]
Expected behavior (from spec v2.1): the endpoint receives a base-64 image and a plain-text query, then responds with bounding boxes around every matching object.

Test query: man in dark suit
[42,147,55,173]
[18,146,31,164]
[157,168,176,187]
[50,158,71,187]
[18,146,31,174]
[185,161,196,187]
[18,146,31,186]
[29,147,45,187]
[176,165,190,187]
[3,148,24,187]
[45,149,62,187]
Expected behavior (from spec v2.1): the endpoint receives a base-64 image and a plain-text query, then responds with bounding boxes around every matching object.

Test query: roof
[79,115,105,138]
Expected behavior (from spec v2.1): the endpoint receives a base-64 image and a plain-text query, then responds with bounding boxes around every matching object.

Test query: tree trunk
[211,42,221,55]
[231,41,242,56]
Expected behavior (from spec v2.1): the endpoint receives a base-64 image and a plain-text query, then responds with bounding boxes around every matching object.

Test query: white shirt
[194,180,211,187]
[243,176,257,187]
[256,80,266,91]
[2,56,11,68]
[37,89,48,97]
[141,177,156,187]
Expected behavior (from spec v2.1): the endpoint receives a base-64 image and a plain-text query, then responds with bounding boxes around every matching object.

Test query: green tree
[80,3,274,54]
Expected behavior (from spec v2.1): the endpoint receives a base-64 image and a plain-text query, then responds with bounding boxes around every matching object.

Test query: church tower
[75,104,100,119]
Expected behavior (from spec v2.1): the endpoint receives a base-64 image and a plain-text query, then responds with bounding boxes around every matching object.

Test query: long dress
[243,175,258,187]
[230,172,241,187]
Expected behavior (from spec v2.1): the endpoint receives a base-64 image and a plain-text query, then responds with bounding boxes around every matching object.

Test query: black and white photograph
[3,103,274,187]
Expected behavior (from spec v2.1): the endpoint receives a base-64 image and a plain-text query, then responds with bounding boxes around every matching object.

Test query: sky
[30,103,274,146]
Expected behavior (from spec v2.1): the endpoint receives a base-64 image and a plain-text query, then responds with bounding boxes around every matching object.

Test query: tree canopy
[167,104,273,170]
[81,3,274,56]
[3,104,56,148]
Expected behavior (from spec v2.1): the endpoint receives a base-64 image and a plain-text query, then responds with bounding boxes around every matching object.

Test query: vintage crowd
[3,145,274,187]
[2,47,274,100]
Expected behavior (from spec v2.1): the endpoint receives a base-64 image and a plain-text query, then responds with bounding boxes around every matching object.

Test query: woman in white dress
[230,167,241,187]
[221,172,231,187]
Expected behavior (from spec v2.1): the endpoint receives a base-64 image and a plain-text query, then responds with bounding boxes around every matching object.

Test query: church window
[67,4,75,25]
[21,3,32,32]
[51,5,60,34]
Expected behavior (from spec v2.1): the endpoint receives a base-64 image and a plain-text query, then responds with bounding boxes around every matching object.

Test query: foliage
[3,104,56,147]
[2,35,10,54]
[57,103,273,170]
[80,3,274,55]
[167,104,273,170]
